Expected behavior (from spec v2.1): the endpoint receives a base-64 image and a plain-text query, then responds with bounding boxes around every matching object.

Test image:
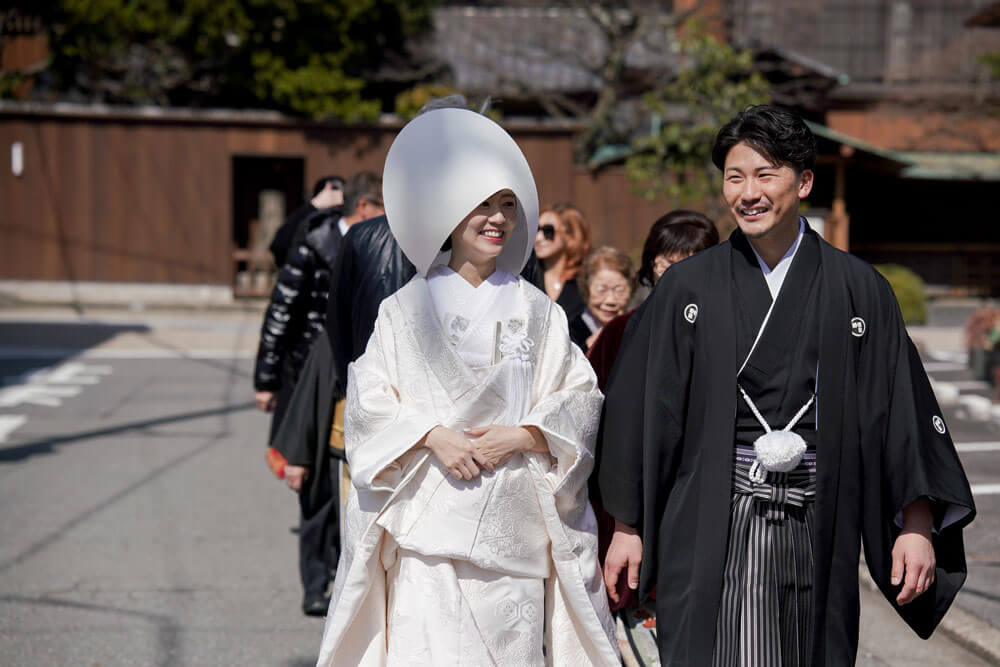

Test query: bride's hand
[423,426,487,480]
[465,425,546,472]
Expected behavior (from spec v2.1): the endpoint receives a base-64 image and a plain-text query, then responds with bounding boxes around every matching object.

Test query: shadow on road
[0,321,152,379]
[962,586,1000,604]
[0,401,255,463]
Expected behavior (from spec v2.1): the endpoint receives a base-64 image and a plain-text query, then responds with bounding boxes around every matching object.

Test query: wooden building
[727,0,1000,295]
[0,102,683,297]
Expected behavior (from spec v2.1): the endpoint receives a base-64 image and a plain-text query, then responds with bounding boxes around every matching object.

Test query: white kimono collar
[749,218,807,300]
[392,276,547,405]
[739,218,807,375]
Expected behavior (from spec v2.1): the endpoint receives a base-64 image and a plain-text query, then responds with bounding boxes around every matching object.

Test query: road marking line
[0,385,82,408]
[948,380,991,391]
[971,484,1000,496]
[0,415,26,442]
[922,361,967,372]
[956,442,1000,452]
[927,350,968,364]
[26,362,114,384]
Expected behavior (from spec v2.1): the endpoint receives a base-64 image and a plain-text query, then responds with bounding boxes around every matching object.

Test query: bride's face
[449,189,517,264]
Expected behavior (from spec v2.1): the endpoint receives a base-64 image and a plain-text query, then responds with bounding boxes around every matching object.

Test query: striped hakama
[712,446,817,667]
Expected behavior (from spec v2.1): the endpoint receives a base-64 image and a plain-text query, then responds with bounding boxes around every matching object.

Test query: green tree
[625,28,770,202]
[31,0,436,120]
[437,2,771,202]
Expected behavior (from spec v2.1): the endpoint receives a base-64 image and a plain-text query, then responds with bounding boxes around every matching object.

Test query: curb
[858,564,1000,664]
[0,280,270,311]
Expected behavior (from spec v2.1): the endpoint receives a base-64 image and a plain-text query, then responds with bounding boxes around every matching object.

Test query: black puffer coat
[254,210,345,396]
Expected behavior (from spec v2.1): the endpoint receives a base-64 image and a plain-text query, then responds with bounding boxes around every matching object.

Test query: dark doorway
[231,156,305,296]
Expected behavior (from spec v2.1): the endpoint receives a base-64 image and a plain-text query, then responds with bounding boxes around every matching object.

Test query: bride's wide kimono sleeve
[344,300,440,491]
[519,298,604,509]
[519,295,618,665]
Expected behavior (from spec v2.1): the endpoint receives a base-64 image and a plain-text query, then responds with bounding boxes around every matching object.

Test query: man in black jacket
[268,175,344,268]
[253,171,384,615]
[253,172,384,434]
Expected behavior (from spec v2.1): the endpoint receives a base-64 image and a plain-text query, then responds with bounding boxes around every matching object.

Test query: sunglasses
[537,224,556,241]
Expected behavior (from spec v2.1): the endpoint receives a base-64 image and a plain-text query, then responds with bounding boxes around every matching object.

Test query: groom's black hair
[712,105,817,174]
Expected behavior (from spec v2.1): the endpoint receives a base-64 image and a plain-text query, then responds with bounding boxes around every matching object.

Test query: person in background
[585,210,719,667]
[269,175,345,268]
[253,171,384,617]
[534,203,591,320]
[254,172,383,434]
[568,246,636,352]
[587,210,719,389]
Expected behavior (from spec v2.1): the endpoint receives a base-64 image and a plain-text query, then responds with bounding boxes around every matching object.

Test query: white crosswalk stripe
[955,442,1000,453]
[923,361,967,372]
[0,384,82,408]
[0,414,26,442]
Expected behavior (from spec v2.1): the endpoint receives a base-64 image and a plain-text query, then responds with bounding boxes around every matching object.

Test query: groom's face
[722,141,813,241]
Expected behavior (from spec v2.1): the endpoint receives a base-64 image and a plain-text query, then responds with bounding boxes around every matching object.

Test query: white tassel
[500,330,534,425]
[739,385,814,479]
[753,430,807,473]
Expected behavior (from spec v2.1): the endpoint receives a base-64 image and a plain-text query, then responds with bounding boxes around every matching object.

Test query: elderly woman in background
[587,210,720,389]
[569,246,637,352]
[534,203,592,319]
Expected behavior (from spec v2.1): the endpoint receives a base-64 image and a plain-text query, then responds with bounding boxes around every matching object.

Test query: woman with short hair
[588,210,720,388]
[569,246,637,352]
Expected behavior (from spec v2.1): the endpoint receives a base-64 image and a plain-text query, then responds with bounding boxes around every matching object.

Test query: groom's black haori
[597,106,975,666]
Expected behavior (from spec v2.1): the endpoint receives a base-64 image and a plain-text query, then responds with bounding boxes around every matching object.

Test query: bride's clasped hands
[421,424,547,479]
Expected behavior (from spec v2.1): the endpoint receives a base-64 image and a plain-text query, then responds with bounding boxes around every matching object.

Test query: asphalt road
[0,312,995,666]
[0,313,324,666]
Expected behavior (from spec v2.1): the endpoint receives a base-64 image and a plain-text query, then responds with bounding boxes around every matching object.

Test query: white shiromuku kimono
[316,267,619,666]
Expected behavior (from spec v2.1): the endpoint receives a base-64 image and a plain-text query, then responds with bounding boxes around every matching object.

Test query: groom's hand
[892,498,936,605]
[604,520,643,605]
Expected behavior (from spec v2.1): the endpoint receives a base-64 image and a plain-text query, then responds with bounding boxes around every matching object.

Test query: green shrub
[874,264,927,325]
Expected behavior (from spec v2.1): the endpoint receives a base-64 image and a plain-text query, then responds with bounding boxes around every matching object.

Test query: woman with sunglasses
[534,204,591,320]
[568,246,636,352]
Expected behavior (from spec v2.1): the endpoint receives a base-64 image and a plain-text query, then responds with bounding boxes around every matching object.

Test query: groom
[598,105,975,665]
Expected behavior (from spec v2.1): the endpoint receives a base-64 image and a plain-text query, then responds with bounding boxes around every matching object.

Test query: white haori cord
[738,385,816,484]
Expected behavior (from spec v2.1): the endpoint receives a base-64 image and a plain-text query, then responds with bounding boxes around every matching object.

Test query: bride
[315,105,618,666]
